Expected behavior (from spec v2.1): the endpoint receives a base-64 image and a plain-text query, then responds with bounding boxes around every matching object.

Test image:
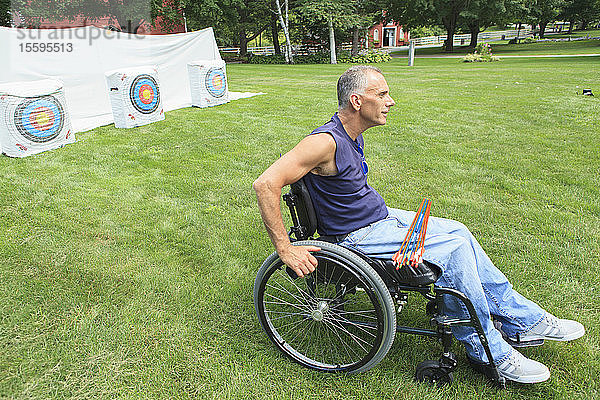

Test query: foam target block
[105,66,164,128]
[188,60,229,108]
[0,79,75,158]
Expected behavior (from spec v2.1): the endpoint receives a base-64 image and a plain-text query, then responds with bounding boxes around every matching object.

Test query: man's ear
[349,93,361,111]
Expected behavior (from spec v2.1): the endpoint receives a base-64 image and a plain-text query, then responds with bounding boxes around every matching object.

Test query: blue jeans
[338,207,545,364]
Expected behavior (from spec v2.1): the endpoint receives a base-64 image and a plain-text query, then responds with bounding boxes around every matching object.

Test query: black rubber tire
[415,360,454,386]
[254,240,396,374]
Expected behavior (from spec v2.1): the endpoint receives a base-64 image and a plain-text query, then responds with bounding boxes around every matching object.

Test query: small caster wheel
[415,360,454,386]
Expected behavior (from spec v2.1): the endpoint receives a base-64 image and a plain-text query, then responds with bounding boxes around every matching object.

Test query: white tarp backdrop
[0,26,221,133]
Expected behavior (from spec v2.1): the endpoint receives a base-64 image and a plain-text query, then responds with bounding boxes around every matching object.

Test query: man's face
[357,71,395,127]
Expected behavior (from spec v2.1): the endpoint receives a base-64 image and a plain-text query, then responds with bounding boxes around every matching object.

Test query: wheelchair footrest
[505,336,545,348]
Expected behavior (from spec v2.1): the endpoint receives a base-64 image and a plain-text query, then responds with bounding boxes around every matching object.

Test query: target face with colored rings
[205,67,227,98]
[14,95,64,143]
[130,74,160,114]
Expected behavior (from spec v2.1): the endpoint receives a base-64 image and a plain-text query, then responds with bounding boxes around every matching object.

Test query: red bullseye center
[212,75,223,89]
[138,84,154,104]
[29,106,55,131]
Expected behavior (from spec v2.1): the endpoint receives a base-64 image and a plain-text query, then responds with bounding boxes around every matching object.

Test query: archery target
[0,81,75,158]
[14,96,64,142]
[130,75,160,114]
[205,67,227,98]
[105,66,164,129]
[188,60,230,108]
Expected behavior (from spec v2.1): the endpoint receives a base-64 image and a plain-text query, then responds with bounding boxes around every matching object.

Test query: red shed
[368,21,409,48]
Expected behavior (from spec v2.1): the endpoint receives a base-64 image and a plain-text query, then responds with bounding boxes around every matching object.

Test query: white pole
[329,16,337,64]
[183,11,188,32]
[408,40,415,66]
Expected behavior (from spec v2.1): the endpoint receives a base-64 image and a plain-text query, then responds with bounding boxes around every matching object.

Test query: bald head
[337,66,383,110]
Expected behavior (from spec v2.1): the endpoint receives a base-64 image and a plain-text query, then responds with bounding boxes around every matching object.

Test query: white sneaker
[518,313,585,342]
[497,350,550,383]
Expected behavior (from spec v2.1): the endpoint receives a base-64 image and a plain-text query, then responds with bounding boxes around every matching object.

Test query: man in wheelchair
[252,66,584,384]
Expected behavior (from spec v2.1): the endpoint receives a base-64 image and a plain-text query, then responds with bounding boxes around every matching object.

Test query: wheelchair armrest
[343,247,442,288]
[392,260,442,287]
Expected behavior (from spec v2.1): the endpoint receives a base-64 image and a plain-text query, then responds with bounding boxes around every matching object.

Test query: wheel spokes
[262,261,382,369]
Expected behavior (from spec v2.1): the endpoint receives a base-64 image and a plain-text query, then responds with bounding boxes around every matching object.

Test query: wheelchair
[253,178,506,387]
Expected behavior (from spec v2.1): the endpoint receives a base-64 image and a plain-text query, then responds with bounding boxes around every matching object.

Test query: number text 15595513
[19,43,73,52]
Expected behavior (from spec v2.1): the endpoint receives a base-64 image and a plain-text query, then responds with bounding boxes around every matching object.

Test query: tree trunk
[239,30,248,57]
[274,0,293,63]
[581,19,589,30]
[328,16,337,64]
[568,20,574,34]
[539,21,547,39]
[443,26,455,52]
[442,13,458,52]
[468,23,480,47]
[270,1,281,55]
[351,27,360,57]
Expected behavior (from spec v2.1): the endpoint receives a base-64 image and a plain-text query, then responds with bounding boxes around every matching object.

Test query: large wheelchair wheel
[254,240,396,374]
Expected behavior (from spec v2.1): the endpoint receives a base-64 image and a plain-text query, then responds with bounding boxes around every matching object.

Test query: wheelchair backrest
[283,177,318,241]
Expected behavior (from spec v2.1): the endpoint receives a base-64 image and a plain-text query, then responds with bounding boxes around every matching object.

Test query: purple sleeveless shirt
[303,113,388,236]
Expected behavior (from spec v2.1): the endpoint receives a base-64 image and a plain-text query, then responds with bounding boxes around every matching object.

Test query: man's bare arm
[253,133,336,277]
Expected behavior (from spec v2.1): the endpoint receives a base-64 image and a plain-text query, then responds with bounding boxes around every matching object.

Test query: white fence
[219,43,355,56]
[410,29,533,46]
[219,29,535,55]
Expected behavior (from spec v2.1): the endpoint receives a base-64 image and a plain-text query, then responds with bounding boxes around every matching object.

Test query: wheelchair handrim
[256,251,390,373]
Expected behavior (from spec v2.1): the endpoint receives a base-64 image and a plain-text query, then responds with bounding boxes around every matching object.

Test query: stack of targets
[188,60,229,108]
[105,66,164,128]
[0,79,74,158]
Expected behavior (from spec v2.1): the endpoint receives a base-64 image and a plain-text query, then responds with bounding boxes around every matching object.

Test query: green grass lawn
[1,56,599,399]
[392,38,600,57]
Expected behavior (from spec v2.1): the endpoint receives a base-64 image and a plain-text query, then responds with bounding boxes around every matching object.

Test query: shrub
[295,53,330,64]
[338,49,392,64]
[248,54,286,64]
[508,37,536,44]
[475,42,492,56]
[221,52,249,63]
[462,43,499,63]
[247,49,391,64]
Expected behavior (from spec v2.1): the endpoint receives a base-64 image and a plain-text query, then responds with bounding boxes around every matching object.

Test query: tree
[1,0,10,27]
[499,0,530,41]
[274,0,294,63]
[183,0,271,54]
[296,0,346,63]
[349,0,383,56]
[560,0,600,31]
[385,0,470,52]
[461,0,506,47]
[270,0,282,55]
[7,0,177,33]
[528,0,564,38]
[295,0,378,63]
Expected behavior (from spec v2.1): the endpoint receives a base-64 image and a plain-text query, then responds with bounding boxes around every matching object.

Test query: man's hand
[279,244,321,278]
